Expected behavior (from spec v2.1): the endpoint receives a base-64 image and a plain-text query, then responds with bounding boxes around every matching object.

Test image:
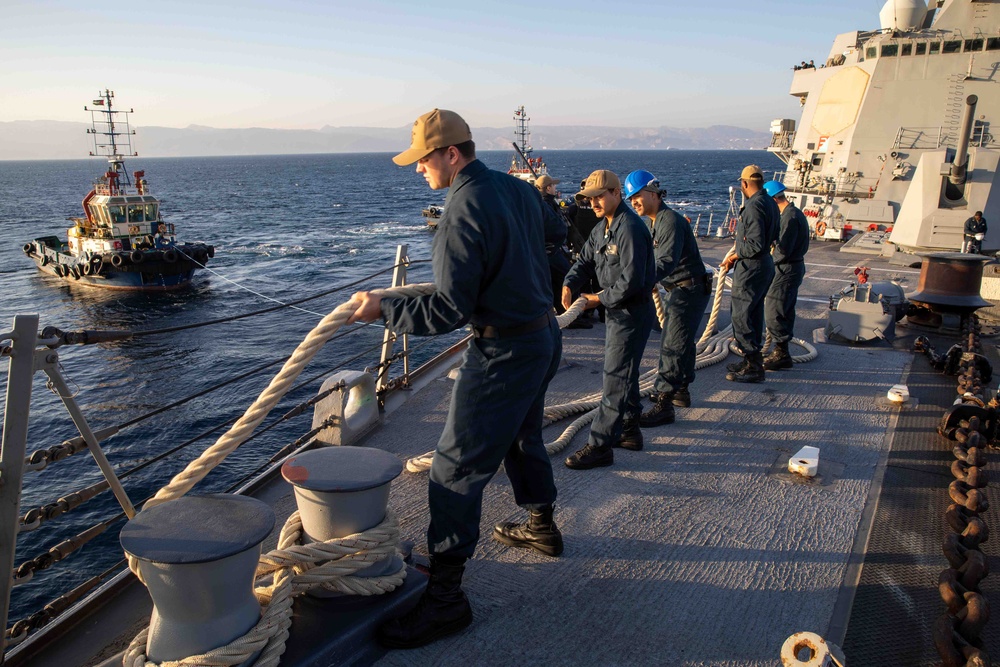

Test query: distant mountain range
[0,120,771,160]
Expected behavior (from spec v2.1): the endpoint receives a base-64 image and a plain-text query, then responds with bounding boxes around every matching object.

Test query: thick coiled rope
[256,510,406,597]
[125,284,436,667]
[405,268,779,471]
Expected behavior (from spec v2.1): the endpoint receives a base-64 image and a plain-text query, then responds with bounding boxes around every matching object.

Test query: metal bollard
[120,495,275,665]
[312,371,379,446]
[282,446,404,597]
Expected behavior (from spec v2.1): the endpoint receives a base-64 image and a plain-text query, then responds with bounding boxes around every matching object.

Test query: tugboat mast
[513,105,532,171]
[84,89,137,193]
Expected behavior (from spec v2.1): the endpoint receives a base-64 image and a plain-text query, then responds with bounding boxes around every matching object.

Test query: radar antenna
[83,89,138,192]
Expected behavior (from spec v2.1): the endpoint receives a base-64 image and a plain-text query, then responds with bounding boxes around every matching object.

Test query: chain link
[931,315,992,667]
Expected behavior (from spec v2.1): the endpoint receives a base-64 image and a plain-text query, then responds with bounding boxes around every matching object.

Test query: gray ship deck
[362,238,990,667]
[21,238,997,667]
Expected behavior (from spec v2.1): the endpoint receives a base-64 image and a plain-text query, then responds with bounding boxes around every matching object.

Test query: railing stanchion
[1,315,39,658]
[378,245,409,394]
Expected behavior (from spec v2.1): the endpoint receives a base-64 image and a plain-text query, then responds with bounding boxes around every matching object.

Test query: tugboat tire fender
[111,253,125,267]
[130,250,144,264]
[40,255,50,266]
[163,249,179,263]
[70,265,81,279]
[22,243,33,254]
[82,262,92,276]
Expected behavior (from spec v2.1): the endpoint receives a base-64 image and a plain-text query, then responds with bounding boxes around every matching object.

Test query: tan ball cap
[393,109,473,166]
[579,170,621,198]
[739,164,763,180]
[534,175,561,190]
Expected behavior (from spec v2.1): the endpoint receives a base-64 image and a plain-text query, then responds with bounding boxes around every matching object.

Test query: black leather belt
[472,311,552,339]
[664,274,710,291]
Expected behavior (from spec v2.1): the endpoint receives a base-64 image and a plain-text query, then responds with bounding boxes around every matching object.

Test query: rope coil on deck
[406,268,820,471]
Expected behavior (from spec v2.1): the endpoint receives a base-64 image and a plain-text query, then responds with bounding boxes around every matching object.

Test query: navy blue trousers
[655,282,710,394]
[428,318,561,558]
[730,257,774,355]
[589,300,654,449]
[765,261,805,344]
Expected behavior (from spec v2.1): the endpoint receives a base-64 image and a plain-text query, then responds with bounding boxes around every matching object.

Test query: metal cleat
[311,371,379,446]
[120,495,275,664]
[281,446,404,597]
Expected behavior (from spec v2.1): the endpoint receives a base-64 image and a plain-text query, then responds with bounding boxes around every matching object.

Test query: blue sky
[2,0,890,130]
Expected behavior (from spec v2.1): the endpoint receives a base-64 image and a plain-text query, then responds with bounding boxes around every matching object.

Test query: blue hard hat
[623,170,659,199]
[763,180,786,197]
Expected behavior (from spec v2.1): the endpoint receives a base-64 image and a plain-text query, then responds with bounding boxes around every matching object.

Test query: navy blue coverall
[379,159,564,559]
[648,205,710,394]
[542,191,572,311]
[731,190,779,355]
[564,200,655,448]
[764,203,810,344]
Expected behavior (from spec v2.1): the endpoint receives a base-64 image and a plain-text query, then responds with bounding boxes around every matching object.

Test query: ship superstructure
[766,0,999,254]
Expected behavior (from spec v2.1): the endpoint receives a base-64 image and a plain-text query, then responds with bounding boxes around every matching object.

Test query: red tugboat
[21,90,214,290]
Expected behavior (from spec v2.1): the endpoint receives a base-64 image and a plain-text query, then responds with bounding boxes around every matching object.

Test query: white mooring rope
[125,284,436,667]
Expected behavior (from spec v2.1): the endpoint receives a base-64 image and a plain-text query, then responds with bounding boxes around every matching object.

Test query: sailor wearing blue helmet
[623,170,710,425]
[720,165,780,382]
[563,169,656,468]
[761,179,810,370]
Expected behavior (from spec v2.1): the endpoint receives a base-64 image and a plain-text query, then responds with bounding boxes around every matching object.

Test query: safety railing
[0,245,450,658]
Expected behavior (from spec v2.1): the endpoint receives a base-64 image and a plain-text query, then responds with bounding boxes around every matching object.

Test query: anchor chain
[933,314,993,667]
[928,316,1000,445]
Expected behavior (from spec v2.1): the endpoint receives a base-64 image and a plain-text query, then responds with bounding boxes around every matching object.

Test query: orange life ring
[815,221,828,236]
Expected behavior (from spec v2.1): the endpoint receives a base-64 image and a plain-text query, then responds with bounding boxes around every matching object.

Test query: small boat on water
[506,105,549,183]
[421,204,443,230]
[21,90,214,291]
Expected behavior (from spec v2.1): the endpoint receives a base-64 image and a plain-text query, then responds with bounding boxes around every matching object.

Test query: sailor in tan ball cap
[350,108,567,649]
[562,169,656,470]
[719,164,780,383]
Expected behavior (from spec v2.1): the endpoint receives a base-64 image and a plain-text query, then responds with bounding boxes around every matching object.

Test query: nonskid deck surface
[363,239,915,666]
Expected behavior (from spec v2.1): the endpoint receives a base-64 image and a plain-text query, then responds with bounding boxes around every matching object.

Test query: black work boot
[615,418,644,450]
[377,555,473,649]
[565,442,613,469]
[640,393,675,427]
[726,352,766,383]
[726,358,747,373]
[672,385,691,407]
[492,505,564,557]
[763,342,794,371]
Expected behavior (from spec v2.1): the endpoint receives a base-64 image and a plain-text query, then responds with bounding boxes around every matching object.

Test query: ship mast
[513,105,532,171]
[84,89,137,194]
